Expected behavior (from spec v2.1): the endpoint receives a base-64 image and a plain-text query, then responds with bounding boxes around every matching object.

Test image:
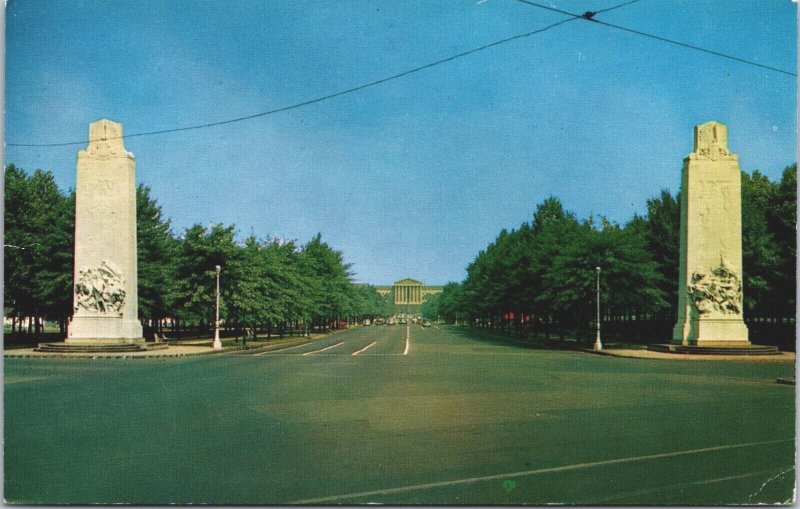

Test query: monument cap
[83,119,133,159]
[691,120,736,161]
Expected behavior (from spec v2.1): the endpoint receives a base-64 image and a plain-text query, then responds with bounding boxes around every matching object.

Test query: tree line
[422,165,796,344]
[4,164,388,339]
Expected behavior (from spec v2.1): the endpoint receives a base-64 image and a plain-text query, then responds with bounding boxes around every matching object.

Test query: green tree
[241,237,311,337]
[420,292,441,320]
[29,185,73,331]
[765,164,796,317]
[458,196,669,342]
[528,197,582,337]
[741,170,781,314]
[4,164,38,328]
[172,223,243,329]
[643,190,680,318]
[4,165,74,334]
[300,234,356,330]
[136,185,178,330]
[355,284,388,319]
[437,282,465,323]
[538,217,666,343]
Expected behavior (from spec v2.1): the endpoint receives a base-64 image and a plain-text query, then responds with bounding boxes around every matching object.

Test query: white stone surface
[67,119,143,343]
[672,121,749,345]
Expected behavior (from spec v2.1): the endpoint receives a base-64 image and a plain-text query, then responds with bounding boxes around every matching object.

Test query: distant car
[422,320,432,327]
[364,319,371,326]
[375,318,385,325]
[399,319,407,324]
[387,319,396,325]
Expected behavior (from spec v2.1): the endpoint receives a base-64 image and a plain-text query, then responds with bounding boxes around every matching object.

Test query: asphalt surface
[4,324,795,504]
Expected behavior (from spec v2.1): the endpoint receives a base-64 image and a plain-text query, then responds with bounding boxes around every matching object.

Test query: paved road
[4,325,795,504]
[242,323,409,356]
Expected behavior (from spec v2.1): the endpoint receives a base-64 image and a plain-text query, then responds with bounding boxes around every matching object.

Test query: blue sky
[5,0,796,285]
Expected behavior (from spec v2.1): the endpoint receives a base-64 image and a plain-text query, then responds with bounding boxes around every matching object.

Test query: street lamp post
[594,266,602,351]
[212,265,222,350]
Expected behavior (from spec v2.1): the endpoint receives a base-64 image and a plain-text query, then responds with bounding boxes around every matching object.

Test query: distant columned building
[375,278,443,309]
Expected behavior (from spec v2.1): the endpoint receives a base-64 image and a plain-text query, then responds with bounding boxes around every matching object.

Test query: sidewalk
[4,344,222,359]
[3,326,356,359]
[584,348,795,362]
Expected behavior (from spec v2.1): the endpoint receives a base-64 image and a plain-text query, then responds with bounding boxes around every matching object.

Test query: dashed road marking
[352,342,377,356]
[302,341,345,356]
[403,325,410,355]
[254,342,311,355]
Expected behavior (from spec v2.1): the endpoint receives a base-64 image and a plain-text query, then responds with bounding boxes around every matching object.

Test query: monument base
[35,338,148,353]
[672,318,749,346]
[64,337,146,346]
[648,343,780,356]
[68,314,143,340]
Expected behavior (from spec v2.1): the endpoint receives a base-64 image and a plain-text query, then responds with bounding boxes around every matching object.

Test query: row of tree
[4,164,389,338]
[422,165,796,343]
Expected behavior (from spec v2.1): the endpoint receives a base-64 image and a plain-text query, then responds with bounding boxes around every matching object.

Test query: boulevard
[4,2,796,505]
[5,324,794,504]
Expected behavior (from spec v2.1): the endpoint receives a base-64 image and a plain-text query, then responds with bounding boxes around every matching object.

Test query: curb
[4,347,228,360]
[581,348,795,362]
[4,327,359,360]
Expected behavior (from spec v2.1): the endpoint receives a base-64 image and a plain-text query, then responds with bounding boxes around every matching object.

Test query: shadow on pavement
[442,325,583,352]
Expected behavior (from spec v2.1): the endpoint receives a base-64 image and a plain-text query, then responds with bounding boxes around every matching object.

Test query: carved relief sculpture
[74,261,126,314]
[687,260,742,316]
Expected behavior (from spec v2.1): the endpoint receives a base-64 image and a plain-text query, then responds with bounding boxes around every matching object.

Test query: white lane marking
[352,342,377,356]
[254,342,311,355]
[302,341,345,356]
[403,325,409,355]
[290,438,793,504]
[581,467,794,505]
[266,353,401,357]
[433,326,440,330]
[349,353,401,356]
[265,351,403,357]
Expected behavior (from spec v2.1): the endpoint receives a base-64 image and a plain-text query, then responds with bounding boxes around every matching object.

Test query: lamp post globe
[593,266,602,351]
[212,265,222,350]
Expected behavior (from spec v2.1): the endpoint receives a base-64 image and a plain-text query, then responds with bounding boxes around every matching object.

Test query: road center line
[403,325,410,355]
[302,341,345,356]
[352,342,377,356]
[290,438,793,504]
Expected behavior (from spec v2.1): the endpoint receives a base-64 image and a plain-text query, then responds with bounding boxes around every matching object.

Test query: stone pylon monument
[65,119,144,346]
[672,121,749,346]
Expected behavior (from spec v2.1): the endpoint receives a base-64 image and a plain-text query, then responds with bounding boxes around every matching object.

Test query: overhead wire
[10,0,785,148]
[515,0,796,77]
[7,17,579,148]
